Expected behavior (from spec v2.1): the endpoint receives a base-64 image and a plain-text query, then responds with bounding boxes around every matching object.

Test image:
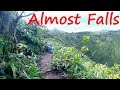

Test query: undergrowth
[0,34,43,79]
[49,38,120,79]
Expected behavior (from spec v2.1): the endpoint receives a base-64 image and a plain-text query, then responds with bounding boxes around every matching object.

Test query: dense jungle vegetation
[1,11,120,79]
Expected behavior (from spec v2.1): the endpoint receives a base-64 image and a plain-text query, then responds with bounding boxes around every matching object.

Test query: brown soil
[38,53,63,79]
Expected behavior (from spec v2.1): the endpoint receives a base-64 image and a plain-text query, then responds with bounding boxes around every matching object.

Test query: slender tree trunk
[12,19,19,52]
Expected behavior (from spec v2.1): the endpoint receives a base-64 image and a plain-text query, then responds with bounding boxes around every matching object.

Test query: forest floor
[38,52,63,79]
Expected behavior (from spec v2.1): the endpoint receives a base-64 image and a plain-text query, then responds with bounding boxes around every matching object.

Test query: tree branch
[21,12,35,18]
[19,11,24,17]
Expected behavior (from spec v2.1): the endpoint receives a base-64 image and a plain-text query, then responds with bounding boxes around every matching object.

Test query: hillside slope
[44,38,120,79]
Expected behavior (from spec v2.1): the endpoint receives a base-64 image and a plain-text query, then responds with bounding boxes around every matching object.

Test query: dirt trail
[39,53,62,79]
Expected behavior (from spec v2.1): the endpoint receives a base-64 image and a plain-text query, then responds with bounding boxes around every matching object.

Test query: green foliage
[0,26,43,79]
[1,11,120,79]
[2,53,43,79]
[0,35,12,62]
[49,30,120,66]
[81,46,89,52]
[82,35,90,42]
[0,12,45,79]
[17,20,44,55]
[50,37,120,79]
